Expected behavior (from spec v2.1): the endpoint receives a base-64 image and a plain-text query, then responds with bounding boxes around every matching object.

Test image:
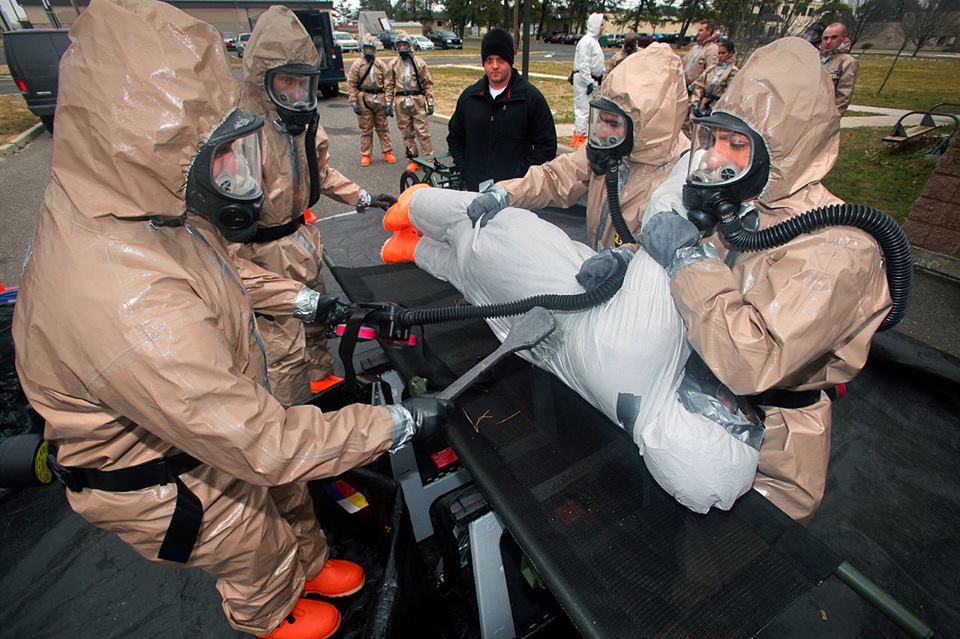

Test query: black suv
[428,30,462,49]
[3,28,70,134]
[377,30,401,50]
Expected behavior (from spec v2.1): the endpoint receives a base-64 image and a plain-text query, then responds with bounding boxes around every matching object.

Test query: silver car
[333,31,360,52]
[410,35,435,51]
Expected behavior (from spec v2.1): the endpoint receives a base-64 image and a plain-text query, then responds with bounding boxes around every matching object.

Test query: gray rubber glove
[575,247,634,291]
[427,101,435,116]
[352,103,361,115]
[386,103,395,117]
[466,185,509,228]
[403,395,454,442]
[639,211,701,270]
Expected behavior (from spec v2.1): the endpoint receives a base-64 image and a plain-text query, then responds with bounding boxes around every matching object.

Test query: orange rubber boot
[310,375,343,394]
[570,133,585,150]
[405,161,419,172]
[303,558,366,598]
[383,151,398,163]
[360,154,372,167]
[256,599,340,639]
[380,227,422,264]
[382,182,430,231]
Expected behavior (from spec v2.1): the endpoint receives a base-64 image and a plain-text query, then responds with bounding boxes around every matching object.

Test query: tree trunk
[537,0,549,40]
[877,35,909,94]
[911,38,924,56]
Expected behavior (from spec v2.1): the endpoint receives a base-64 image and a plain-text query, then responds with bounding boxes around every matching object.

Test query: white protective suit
[573,13,606,137]
[407,187,761,514]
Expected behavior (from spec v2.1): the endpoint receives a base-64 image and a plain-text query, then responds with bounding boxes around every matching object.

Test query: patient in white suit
[378,184,763,514]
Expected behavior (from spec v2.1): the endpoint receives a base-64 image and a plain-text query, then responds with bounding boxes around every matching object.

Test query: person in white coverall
[571,13,606,150]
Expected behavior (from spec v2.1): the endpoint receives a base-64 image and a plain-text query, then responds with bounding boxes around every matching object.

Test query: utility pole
[521,0,530,78]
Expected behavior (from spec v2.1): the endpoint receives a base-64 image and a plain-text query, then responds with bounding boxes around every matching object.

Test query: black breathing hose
[393,257,629,328]
[605,167,635,246]
[721,203,912,331]
[305,112,321,208]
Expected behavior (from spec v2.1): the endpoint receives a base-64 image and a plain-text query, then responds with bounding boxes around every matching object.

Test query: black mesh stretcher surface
[327,256,843,639]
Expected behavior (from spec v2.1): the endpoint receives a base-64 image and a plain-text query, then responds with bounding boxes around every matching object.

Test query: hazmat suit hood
[240,5,321,120]
[586,13,603,37]
[51,0,238,220]
[712,37,841,213]
[600,43,688,167]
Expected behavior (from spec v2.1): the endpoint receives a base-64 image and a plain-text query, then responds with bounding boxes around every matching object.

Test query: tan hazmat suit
[499,43,689,250]
[347,47,395,156]
[12,0,395,633]
[669,38,891,521]
[690,61,738,114]
[390,50,434,157]
[235,6,364,406]
[683,33,718,91]
[820,49,859,114]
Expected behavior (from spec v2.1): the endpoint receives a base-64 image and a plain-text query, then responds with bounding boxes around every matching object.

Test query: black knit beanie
[481,28,515,66]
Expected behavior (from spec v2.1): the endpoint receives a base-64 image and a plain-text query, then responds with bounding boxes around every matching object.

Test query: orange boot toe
[380,227,423,264]
[303,558,366,598]
[382,182,430,231]
[360,154,372,167]
[256,599,340,639]
[383,151,398,163]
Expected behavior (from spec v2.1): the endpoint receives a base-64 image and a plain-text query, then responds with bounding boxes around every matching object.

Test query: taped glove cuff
[293,287,323,322]
[356,190,372,212]
[668,241,720,277]
[386,405,416,451]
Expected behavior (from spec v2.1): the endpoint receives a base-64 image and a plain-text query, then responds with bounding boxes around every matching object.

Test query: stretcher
[316,209,939,639]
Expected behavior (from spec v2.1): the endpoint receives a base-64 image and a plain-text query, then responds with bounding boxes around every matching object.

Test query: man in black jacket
[447,28,557,192]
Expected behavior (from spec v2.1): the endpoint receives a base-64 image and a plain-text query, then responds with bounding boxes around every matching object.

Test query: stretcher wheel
[0,433,53,488]
[400,170,420,194]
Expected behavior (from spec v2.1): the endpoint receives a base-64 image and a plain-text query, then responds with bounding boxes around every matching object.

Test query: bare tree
[902,0,960,56]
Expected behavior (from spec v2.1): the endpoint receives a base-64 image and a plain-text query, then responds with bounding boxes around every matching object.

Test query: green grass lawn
[823,126,939,223]
[851,57,960,112]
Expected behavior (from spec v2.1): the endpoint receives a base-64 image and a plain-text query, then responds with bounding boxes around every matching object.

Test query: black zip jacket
[446,69,557,191]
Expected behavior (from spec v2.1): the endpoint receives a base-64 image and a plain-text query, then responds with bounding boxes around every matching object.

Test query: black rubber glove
[369,193,398,210]
[639,211,701,270]
[352,103,361,115]
[386,103,395,117]
[466,186,509,228]
[402,395,455,441]
[427,102,435,116]
[586,83,594,96]
[575,247,634,291]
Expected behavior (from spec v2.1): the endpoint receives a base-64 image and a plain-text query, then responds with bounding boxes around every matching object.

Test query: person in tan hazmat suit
[637,37,892,522]
[234,6,396,406]
[11,1,450,638]
[464,43,689,251]
[390,30,435,173]
[348,35,397,166]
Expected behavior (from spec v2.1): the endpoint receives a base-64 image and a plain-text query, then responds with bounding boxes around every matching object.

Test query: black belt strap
[50,453,203,563]
[749,388,824,410]
[361,87,384,94]
[395,90,423,96]
[251,215,304,243]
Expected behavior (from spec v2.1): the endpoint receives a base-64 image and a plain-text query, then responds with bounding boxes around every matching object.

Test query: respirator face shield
[265,63,319,134]
[586,97,634,175]
[185,109,265,242]
[362,43,376,61]
[687,121,754,186]
[682,112,770,232]
[397,39,412,56]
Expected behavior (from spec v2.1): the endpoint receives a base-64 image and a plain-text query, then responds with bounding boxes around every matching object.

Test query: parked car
[637,34,657,48]
[377,29,401,49]
[429,29,462,49]
[222,32,237,50]
[410,34,435,51]
[235,32,251,57]
[606,33,623,48]
[660,33,681,44]
[2,28,70,134]
[333,30,360,52]
[294,9,346,98]
[563,33,582,45]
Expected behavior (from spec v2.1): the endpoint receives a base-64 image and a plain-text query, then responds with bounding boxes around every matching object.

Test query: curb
[0,122,45,157]
[911,246,960,283]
